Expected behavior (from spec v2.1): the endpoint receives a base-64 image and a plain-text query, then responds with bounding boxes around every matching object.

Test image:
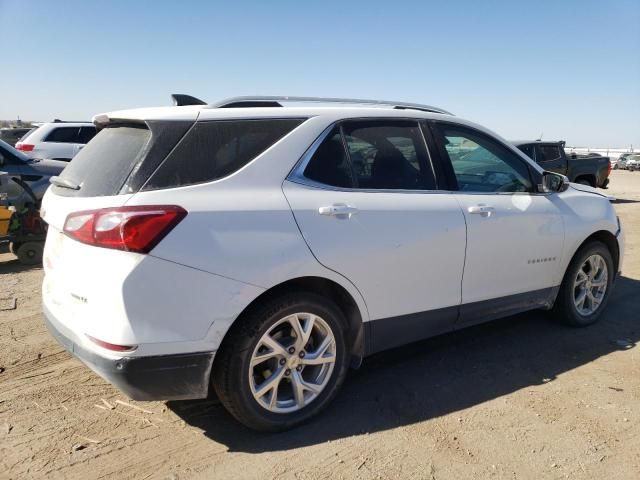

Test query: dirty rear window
[52,126,151,197]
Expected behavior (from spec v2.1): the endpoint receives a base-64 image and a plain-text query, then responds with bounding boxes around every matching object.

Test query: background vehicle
[16,121,97,161]
[0,127,33,146]
[625,154,640,171]
[514,140,611,188]
[41,97,623,431]
[615,152,635,170]
[0,139,66,203]
[0,173,47,264]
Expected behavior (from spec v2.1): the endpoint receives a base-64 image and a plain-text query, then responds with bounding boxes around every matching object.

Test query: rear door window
[78,126,98,144]
[45,127,80,143]
[143,118,305,190]
[343,120,435,190]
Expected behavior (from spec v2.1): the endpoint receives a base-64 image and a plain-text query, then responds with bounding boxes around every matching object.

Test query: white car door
[284,120,467,352]
[428,122,564,327]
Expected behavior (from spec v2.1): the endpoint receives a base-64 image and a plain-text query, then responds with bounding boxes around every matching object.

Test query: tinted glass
[303,127,353,188]
[78,126,98,144]
[45,127,80,143]
[536,145,562,162]
[145,119,304,190]
[342,120,435,190]
[517,144,535,159]
[434,124,532,193]
[53,126,151,197]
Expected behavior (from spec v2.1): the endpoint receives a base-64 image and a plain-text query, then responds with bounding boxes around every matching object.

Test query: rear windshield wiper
[50,176,81,190]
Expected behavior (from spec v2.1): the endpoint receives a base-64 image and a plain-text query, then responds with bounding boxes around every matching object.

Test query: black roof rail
[52,119,91,123]
[207,96,452,115]
[171,94,207,106]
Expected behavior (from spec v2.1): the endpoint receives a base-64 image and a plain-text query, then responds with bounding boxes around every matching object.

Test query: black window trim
[426,120,542,195]
[288,117,447,194]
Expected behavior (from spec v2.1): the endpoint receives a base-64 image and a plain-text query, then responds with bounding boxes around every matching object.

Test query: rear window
[143,119,304,190]
[45,127,80,143]
[53,126,151,197]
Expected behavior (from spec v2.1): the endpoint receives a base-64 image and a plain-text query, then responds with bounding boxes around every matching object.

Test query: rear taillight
[607,160,612,177]
[63,205,186,253]
[15,143,34,152]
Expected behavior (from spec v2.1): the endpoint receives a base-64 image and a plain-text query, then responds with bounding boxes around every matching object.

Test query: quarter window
[433,124,533,193]
[145,118,305,190]
[303,120,436,190]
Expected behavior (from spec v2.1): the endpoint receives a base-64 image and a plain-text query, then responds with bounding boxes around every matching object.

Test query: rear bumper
[43,304,214,401]
[601,178,609,189]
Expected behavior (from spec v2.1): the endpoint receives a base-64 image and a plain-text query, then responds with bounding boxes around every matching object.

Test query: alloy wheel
[573,254,608,316]
[249,313,337,413]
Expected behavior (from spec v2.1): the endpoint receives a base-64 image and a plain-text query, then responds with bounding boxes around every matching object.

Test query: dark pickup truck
[513,140,611,188]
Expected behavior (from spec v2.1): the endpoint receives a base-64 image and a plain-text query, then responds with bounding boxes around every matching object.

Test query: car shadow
[612,198,640,204]
[169,275,640,452]
[0,256,42,274]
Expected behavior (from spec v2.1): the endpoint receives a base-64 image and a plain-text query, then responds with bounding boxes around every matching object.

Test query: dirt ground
[1,170,639,480]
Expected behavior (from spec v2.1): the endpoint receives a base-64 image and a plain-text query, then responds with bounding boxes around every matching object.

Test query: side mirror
[539,171,569,193]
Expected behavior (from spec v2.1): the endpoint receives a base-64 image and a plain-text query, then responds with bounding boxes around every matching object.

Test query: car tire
[9,242,22,255]
[552,241,614,327]
[15,241,43,265]
[212,292,349,432]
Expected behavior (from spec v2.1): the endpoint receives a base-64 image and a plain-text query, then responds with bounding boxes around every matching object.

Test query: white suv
[16,122,97,161]
[41,96,624,431]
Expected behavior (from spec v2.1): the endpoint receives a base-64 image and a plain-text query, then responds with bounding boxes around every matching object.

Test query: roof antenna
[536,132,543,141]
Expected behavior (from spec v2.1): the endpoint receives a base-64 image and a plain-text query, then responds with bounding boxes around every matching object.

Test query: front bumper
[43,304,214,401]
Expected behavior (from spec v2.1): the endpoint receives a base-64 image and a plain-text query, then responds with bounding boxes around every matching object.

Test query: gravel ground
[1,170,639,480]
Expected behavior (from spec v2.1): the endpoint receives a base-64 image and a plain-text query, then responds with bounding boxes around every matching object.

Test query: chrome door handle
[318,204,359,217]
[468,205,495,217]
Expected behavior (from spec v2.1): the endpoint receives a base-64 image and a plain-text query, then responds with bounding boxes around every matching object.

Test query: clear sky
[1,0,638,147]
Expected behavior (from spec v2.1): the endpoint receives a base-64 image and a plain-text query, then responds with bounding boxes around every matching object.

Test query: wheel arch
[217,276,368,368]
[573,174,596,187]
[573,230,620,275]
